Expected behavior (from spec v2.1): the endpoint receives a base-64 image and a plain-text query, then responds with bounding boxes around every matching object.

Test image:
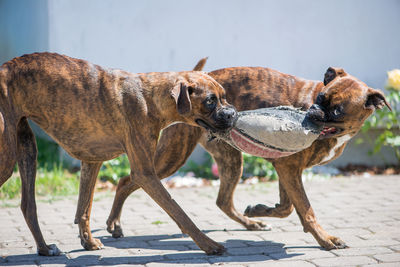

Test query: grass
[0,135,80,201]
[151,220,167,225]
[0,164,79,200]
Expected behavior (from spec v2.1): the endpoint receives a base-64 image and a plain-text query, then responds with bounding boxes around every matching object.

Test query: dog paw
[245,220,272,231]
[106,219,124,238]
[112,225,124,238]
[81,237,104,251]
[37,244,62,256]
[322,236,348,250]
[244,204,271,217]
[205,242,226,255]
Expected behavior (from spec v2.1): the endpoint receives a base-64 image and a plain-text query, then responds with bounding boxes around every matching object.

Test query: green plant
[358,70,400,161]
[0,175,21,199]
[179,152,278,180]
[242,153,278,180]
[98,155,131,184]
[35,163,80,196]
[36,137,62,170]
[0,164,79,200]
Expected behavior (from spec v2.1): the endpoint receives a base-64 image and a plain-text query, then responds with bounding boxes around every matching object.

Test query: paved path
[1,175,400,266]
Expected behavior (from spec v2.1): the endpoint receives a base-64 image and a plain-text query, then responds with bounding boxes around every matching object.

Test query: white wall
[0,0,49,63]
[45,0,400,89]
[1,0,399,167]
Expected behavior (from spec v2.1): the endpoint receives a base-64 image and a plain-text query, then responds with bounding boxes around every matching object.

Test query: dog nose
[221,107,238,123]
[306,104,326,123]
[223,108,235,120]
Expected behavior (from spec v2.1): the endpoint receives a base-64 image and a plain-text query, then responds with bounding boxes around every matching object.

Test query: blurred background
[0,0,399,197]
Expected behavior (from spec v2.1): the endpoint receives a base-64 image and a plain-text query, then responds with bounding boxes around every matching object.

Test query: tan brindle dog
[0,53,237,256]
[107,60,391,250]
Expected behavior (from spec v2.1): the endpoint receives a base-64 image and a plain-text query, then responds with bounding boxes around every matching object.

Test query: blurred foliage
[180,153,215,179]
[1,137,79,200]
[36,137,62,170]
[242,153,278,180]
[0,163,79,200]
[357,79,400,161]
[98,155,131,184]
[180,152,278,180]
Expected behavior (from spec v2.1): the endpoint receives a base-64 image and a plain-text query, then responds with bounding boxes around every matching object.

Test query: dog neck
[138,72,186,129]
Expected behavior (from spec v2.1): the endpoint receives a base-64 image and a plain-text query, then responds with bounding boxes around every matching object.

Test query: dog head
[307,67,391,139]
[171,71,238,133]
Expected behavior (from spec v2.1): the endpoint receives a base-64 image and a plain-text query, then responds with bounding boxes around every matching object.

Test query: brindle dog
[107,60,390,250]
[0,53,237,255]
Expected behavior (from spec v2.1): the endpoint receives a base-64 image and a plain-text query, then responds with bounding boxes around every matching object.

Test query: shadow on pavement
[2,232,310,265]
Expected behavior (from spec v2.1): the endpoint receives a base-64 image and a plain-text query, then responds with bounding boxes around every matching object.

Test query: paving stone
[361,263,400,267]
[208,254,271,264]
[0,175,399,266]
[330,246,393,256]
[248,260,316,267]
[146,259,210,267]
[163,251,209,260]
[227,245,285,256]
[373,253,400,262]
[269,250,336,261]
[311,255,377,266]
[0,263,38,266]
[389,245,400,252]
[100,254,165,264]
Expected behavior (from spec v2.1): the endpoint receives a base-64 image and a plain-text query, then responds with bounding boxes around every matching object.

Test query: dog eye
[333,109,340,116]
[204,95,217,110]
[331,105,343,117]
[206,98,216,105]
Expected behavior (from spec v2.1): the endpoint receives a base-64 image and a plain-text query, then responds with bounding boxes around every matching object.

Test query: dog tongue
[230,128,295,158]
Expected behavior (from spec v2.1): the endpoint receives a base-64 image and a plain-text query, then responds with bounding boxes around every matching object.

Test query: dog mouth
[318,125,343,139]
[195,119,218,133]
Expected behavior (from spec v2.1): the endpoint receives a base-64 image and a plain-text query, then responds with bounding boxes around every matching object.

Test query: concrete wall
[1,0,399,167]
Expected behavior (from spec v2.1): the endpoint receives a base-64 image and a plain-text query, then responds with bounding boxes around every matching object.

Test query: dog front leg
[274,161,348,250]
[74,161,103,250]
[132,170,225,255]
[106,123,203,238]
[125,130,225,255]
[16,118,61,256]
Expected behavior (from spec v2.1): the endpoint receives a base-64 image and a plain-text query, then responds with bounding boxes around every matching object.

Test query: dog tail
[193,57,208,71]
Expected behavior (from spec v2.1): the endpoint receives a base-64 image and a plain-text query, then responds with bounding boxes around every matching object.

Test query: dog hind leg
[200,137,267,230]
[16,118,61,256]
[75,161,103,250]
[0,110,17,187]
[244,179,294,218]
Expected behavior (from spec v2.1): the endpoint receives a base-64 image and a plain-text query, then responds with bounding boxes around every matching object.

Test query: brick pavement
[0,175,399,266]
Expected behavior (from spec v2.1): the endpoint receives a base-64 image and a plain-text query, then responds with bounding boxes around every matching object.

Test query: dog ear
[365,88,392,111]
[193,57,208,71]
[324,67,347,86]
[171,83,192,115]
